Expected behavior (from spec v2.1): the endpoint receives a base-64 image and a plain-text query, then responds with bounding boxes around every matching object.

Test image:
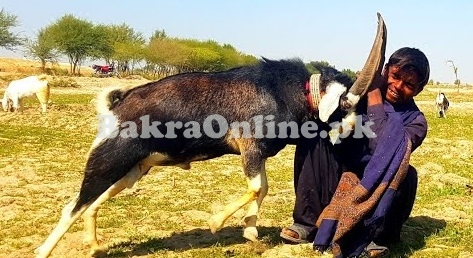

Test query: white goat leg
[82,183,127,256]
[35,198,88,258]
[36,163,150,258]
[83,164,151,256]
[243,165,268,241]
[11,96,20,112]
[208,175,262,236]
[35,85,50,113]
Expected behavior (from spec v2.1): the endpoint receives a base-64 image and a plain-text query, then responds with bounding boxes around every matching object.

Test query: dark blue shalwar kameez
[291,99,427,257]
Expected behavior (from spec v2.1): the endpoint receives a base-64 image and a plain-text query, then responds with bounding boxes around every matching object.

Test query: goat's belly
[140,152,224,170]
[140,152,190,170]
[141,152,171,166]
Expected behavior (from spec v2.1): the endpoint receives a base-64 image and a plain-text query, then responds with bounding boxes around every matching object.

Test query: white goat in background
[1,74,50,113]
[435,91,449,118]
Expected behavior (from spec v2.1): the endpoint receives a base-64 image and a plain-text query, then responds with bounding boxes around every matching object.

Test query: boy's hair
[387,47,430,92]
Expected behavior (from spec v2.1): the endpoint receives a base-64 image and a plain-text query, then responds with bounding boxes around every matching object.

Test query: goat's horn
[341,12,387,110]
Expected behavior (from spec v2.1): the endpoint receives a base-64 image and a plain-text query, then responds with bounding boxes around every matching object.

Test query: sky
[1,1,472,84]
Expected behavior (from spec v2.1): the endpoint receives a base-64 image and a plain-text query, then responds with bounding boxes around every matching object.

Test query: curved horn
[341,12,387,110]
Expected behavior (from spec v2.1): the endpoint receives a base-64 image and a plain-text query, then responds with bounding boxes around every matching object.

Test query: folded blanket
[313,101,416,257]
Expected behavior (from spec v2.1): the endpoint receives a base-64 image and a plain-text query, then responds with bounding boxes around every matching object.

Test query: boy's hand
[368,71,387,92]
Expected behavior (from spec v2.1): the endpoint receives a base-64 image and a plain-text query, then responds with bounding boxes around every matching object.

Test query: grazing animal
[436,91,449,118]
[35,13,387,258]
[1,74,50,113]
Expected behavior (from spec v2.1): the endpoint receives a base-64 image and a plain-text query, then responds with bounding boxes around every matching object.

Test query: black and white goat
[436,91,449,118]
[35,13,387,258]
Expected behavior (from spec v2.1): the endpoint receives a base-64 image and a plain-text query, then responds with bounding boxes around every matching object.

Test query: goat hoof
[242,215,257,228]
[90,247,107,257]
[208,214,225,234]
[243,227,258,242]
[34,246,47,258]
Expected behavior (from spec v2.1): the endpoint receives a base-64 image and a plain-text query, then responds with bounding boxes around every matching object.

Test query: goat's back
[96,59,312,160]
[6,75,49,98]
[109,59,310,126]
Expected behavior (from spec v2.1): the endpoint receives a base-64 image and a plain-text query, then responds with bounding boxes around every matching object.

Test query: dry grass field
[0,58,472,258]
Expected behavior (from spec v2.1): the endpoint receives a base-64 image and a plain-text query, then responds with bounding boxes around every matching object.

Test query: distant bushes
[44,66,69,76]
[0,74,79,88]
[48,77,80,88]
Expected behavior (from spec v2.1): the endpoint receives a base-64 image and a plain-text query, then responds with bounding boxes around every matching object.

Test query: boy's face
[383,65,421,104]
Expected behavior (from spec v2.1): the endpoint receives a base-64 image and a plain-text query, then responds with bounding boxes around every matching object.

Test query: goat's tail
[95,87,128,114]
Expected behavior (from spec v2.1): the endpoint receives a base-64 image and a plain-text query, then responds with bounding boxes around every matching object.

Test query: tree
[142,29,169,75]
[24,28,59,71]
[101,23,146,73]
[150,29,167,41]
[181,39,227,72]
[145,37,191,75]
[46,15,105,75]
[89,24,114,63]
[0,9,24,50]
[146,38,257,73]
[217,43,258,70]
[114,41,145,74]
[446,60,460,92]
[341,68,357,82]
[307,60,333,74]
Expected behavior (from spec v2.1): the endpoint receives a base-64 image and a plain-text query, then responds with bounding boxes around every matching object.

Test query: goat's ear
[318,84,347,122]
